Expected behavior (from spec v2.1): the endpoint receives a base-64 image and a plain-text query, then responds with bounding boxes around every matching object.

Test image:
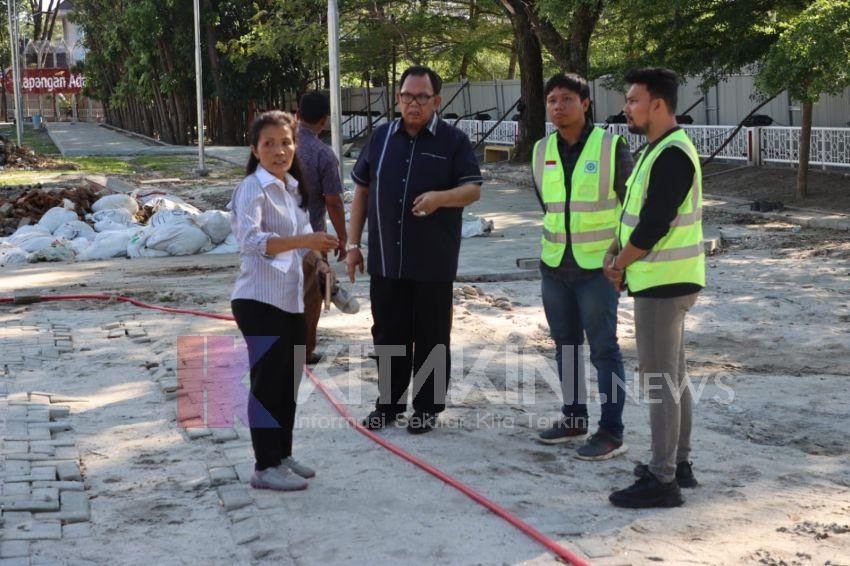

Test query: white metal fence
[342,114,850,168]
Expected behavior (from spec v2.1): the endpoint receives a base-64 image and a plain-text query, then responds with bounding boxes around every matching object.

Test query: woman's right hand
[303,232,339,253]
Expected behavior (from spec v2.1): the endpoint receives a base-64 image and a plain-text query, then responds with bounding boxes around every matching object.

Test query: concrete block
[29,467,56,481]
[0,557,32,566]
[1,483,31,497]
[2,520,62,540]
[2,498,59,512]
[185,428,211,440]
[208,466,237,487]
[29,481,84,492]
[102,322,122,331]
[217,487,252,512]
[62,522,92,539]
[232,517,261,545]
[3,461,31,476]
[0,541,30,559]
[56,462,82,482]
[47,406,70,420]
[29,488,59,504]
[53,447,78,461]
[58,491,90,523]
[210,428,239,443]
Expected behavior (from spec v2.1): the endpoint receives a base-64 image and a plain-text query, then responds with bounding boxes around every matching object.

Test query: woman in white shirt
[229,110,338,491]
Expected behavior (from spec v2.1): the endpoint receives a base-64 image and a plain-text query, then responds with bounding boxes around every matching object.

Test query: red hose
[0,293,590,566]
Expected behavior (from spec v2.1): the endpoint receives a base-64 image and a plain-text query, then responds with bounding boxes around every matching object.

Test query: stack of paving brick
[0,392,89,561]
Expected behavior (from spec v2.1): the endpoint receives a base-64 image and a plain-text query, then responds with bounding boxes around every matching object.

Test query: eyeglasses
[399,92,434,105]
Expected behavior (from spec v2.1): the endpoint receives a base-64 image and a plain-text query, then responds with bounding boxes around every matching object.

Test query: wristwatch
[345,243,361,251]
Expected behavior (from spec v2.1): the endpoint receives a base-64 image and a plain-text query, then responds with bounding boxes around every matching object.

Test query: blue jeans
[541,269,627,438]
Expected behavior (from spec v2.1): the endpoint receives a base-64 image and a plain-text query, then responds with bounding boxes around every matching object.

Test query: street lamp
[193,0,207,176]
[328,0,343,181]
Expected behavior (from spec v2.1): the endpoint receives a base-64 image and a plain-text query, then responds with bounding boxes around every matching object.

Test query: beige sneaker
[250,466,308,491]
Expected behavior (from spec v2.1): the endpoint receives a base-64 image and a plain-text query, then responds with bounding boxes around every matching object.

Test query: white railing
[760,126,850,169]
[341,115,850,168]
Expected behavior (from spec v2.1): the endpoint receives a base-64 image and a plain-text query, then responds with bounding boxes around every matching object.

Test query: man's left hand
[412,191,444,217]
[335,237,348,262]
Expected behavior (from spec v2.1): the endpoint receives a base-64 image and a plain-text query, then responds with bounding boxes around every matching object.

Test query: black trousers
[231,299,306,471]
[369,275,453,414]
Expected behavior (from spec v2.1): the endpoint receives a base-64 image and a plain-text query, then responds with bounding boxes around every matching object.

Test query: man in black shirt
[605,68,705,508]
[347,66,483,434]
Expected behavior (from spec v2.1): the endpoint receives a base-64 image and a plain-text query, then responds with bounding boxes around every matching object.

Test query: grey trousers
[634,293,699,483]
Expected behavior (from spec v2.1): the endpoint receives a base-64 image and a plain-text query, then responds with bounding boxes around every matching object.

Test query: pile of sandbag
[0,191,237,265]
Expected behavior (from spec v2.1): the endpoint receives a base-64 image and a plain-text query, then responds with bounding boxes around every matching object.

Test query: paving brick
[0,556,31,566]
[27,396,50,406]
[5,454,49,462]
[234,463,254,484]
[232,517,261,545]
[1,483,31,497]
[58,491,90,524]
[29,467,56,482]
[29,481,84,492]
[208,466,237,487]
[185,428,211,440]
[62,522,92,539]
[53,447,78,461]
[29,488,59,504]
[47,406,70,420]
[211,428,239,443]
[3,461,31,476]
[0,541,30,559]
[56,462,82,482]
[28,421,72,433]
[2,520,62,540]
[27,445,54,457]
[102,322,122,331]
[217,487,252,512]
[2,499,60,512]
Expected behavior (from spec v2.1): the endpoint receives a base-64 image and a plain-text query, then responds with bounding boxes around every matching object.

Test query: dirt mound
[0,183,106,236]
[0,134,76,170]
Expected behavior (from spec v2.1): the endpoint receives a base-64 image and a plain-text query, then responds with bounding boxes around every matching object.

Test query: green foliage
[756,0,850,102]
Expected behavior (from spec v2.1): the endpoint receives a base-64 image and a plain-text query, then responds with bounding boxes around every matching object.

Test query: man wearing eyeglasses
[347,65,483,434]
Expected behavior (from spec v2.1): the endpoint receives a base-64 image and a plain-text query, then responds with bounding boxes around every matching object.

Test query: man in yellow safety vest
[532,73,634,461]
[605,68,705,508]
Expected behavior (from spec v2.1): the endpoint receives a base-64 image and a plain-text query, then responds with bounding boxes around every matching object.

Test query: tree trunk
[507,41,517,79]
[528,0,602,76]
[797,99,813,199]
[500,0,545,162]
[202,0,237,145]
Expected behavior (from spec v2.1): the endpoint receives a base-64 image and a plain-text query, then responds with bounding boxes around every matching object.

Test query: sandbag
[69,237,92,257]
[37,207,78,234]
[144,195,201,215]
[88,208,136,229]
[91,193,140,215]
[0,242,29,266]
[53,220,96,241]
[198,210,232,244]
[78,229,136,261]
[144,223,212,256]
[148,208,198,228]
[8,231,59,253]
[29,240,76,263]
[205,233,238,254]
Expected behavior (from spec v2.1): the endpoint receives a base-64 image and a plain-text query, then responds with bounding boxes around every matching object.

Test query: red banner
[3,68,85,94]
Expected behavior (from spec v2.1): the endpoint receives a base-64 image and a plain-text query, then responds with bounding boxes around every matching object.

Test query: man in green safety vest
[532,73,634,460]
[605,68,705,508]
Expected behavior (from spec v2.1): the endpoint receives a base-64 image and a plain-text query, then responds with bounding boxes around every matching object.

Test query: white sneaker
[279,457,316,479]
[250,466,308,491]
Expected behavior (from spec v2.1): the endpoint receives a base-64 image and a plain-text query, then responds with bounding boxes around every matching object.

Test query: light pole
[6,0,24,145]
[327,0,343,182]
[193,0,207,175]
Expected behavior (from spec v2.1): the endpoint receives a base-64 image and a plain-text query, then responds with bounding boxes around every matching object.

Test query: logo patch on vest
[545,160,557,170]
[584,160,598,174]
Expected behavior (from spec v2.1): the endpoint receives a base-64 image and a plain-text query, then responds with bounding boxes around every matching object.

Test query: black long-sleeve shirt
[628,127,703,298]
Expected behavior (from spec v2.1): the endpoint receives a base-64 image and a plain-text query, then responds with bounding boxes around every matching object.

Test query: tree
[757,0,850,198]
[499,0,545,161]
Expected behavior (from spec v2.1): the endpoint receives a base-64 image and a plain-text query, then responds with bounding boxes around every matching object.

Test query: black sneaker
[634,461,698,488]
[305,352,322,365]
[406,412,437,435]
[609,474,684,508]
[537,415,588,445]
[361,410,402,430]
[576,429,628,461]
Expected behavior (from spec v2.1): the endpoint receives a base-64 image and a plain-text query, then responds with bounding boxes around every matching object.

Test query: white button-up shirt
[228,165,313,313]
